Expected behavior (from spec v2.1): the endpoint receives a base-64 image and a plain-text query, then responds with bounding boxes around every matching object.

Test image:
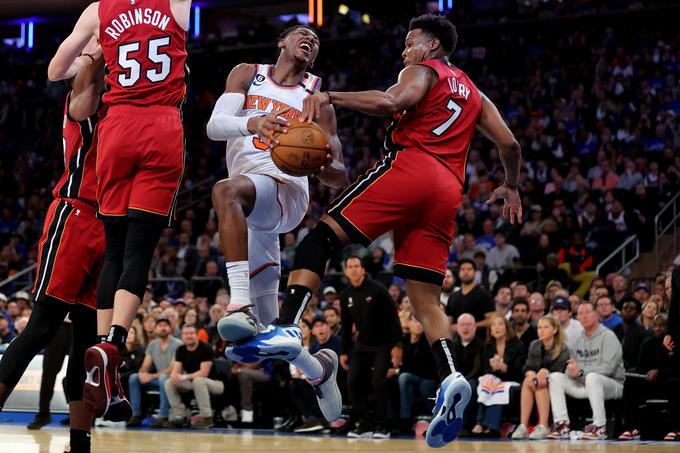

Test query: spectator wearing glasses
[596,295,623,330]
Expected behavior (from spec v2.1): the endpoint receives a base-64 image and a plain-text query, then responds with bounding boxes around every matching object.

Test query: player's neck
[271,59,307,86]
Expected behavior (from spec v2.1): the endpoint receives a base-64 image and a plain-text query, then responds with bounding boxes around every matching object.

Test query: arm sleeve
[206,92,251,141]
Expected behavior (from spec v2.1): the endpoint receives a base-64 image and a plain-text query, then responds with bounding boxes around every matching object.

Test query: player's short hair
[279,25,317,41]
[408,14,458,54]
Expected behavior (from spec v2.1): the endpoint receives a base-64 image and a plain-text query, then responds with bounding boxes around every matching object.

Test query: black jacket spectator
[523,339,570,374]
[453,335,484,379]
[481,338,527,382]
[400,333,438,381]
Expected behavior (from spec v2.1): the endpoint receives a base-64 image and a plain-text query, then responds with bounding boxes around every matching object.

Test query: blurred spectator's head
[641,297,660,320]
[179,232,190,246]
[323,306,340,330]
[633,283,651,303]
[595,295,615,320]
[215,294,229,308]
[299,318,312,341]
[6,301,19,320]
[545,280,562,301]
[488,314,515,344]
[578,302,599,331]
[652,313,667,338]
[399,295,411,313]
[151,306,164,317]
[511,299,530,325]
[0,313,11,334]
[473,251,487,272]
[15,316,29,335]
[181,324,199,347]
[183,307,198,327]
[442,268,455,294]
[550,296,572,324]
[312,318,331,343]
[399,309,412,334]
[323,286,337,304]
[408,314,424,336]
[456,313,476,342]
[389,283,403,303]
[612,274,627,293]
[162,308,179,330]
[155,316,172,338]
[332,297,342,313]
[493,230,507,247]
[665,274,672,301]
[528,293,546,321]
[495,286,512,316]
[512,282,529,300]
[458,258,476,285]
[619,297,641,324]
[209,304,225,325]
[537,316,565,355]
[344,256,365,286]
[205,260,219,277]
[173,299,187,317]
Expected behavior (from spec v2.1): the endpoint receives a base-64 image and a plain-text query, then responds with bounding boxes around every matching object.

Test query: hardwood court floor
[1,425,678,453]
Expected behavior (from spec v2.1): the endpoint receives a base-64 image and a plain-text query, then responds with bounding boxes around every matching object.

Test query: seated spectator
[547,302,624,440]
[557,232,597,298]
[611,274,630,309]
[494,286,512,319]
[613,297,648,371]
[182,308,209,343]
[472,315,526,437]
[568,294,583,319]
[640,297,660,331]
[127,317,183,428]
[323,306,341,336]
[236,361,272,424]
[528,293,546,323]
[473,251,491,288]
[0,313,16,344]
[453,314,484,380]
[596,295,623,330]
[486,230,520,271]
[120,326,145,398]
[142,314,158,345]
[544,280,564,306]
[633,283,651,304]
[550,296,583,349]
[619,314,675,440]
[206,303,225,342]
[165,324,224,429]
[512,315,570,439]
[396,315,438,430]
[541,254,570,289]
[446,259,495,338]
[510,299,538,351]
[14,316,28,336]
[512,283,529,301]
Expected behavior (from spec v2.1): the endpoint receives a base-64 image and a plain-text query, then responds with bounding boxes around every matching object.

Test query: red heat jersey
[53,94,100,205]
[99,0,188,107]
[387,58,482,184]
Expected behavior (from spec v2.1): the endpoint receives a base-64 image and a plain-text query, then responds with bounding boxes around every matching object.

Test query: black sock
[106,325,127,352]
[277,285,313,325]
[69,429,91,453]
[430,338,457,381]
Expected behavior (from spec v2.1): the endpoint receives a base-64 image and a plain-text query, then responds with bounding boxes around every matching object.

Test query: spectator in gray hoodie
[547,302,624,441]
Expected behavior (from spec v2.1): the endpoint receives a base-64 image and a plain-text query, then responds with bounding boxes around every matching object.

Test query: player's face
[402,29,435,67]
[281,28,320,67]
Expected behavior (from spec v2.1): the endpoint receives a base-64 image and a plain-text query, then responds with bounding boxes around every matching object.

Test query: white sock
[226,261,250,303]
[291,348,324,382]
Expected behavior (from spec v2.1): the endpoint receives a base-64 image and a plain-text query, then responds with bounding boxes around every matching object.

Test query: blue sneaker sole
[425,374,471,448]
[226,326,302,364]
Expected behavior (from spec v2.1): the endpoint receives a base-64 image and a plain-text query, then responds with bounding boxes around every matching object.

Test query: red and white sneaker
[618,429,640,441]
[579,424,607,440]
[104,363,133,422]
[83,342,121,418]
[546,421,571,440]
[664,431,679,441]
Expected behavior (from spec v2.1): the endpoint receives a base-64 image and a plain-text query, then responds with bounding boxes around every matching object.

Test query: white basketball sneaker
[217,303,261,342]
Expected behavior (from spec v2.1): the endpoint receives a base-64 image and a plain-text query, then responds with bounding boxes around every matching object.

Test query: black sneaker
[278,415,303,432]
[125,415,143,428]
[294,419,325,433]
[347,420,374,439]
[27,414,52,430]
[373,422,391,439]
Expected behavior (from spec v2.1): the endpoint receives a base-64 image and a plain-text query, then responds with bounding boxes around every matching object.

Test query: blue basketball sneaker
[425,372,471,448]
[225,325,302,364]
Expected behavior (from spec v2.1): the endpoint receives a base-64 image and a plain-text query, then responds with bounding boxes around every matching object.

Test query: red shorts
[328,148,462,285]
[97,105,184,225]
[32,198,105,309]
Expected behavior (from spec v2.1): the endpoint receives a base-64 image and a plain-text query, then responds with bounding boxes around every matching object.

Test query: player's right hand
[486,183,522,224]
[247,107,291,148]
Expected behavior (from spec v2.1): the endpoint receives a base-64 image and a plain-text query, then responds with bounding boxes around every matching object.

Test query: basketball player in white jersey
[206,25,345,421]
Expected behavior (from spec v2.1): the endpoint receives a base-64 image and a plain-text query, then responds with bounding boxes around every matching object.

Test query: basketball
[270,121,329,177]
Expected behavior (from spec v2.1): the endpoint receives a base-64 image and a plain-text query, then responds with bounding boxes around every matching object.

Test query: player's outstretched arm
[315,105,347,189]
[477,92,523,224]
[68,56,105,122]
[300,65,435,121]
[47,3,100,81]
[206,63,291,147]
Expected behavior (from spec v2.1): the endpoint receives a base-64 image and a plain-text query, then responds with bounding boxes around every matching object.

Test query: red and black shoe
[83,342,121,418]
[104,364,133,422]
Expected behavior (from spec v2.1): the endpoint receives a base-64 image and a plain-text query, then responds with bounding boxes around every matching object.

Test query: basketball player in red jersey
[0,55,106,453]
[240,15,521,447]
[47,0,192,422]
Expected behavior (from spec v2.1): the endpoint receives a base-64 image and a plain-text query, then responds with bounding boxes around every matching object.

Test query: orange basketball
[270,121,329,177]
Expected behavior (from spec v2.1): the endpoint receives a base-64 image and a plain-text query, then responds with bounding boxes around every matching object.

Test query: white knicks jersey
[225,64,322,185]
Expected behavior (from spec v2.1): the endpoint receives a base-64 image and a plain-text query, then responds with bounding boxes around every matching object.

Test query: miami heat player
[239,14,522,448]
[47,0,191,423]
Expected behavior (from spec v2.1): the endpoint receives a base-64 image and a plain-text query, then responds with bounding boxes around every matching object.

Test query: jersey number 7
[118,36,172,87]
[432,99,462,136]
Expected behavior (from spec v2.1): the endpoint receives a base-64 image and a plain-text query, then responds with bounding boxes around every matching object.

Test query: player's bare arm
[478,92,523,224]
[206,63,291,148]
[47,2,100,81]
[169,0,193,31]
[315,104,346,189]
[301,65,435,121]
[68,56,105,122]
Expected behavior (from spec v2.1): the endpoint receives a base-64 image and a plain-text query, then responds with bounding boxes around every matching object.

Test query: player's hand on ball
[301,92,331,123]
[248,107,291,148]
[486,183,523,224]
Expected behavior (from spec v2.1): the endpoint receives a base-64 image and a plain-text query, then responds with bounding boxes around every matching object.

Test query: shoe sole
[425,374,471,448]
[105,396,133,422]
[226,327,302,364]
[294,426,325,433]
[217,313,258,342]
[312,349,342,422]
[83,346,112,418]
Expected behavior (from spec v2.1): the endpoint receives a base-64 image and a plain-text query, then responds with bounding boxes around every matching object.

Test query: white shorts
[243,174,308,304]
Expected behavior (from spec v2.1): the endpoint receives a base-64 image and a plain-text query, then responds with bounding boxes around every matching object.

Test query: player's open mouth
[299,42,312,54]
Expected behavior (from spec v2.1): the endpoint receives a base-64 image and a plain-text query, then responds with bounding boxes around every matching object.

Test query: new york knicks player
[0,54,105,453]
[47,0,192,422]
[206,25,345,422]
[234,15,523,448]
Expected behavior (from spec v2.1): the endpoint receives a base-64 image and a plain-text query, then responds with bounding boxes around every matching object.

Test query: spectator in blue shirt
[596,295,623,330]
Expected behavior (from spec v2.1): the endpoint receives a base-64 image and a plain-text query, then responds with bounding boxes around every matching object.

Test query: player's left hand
[486,183,523,224]
[301,91,331,123]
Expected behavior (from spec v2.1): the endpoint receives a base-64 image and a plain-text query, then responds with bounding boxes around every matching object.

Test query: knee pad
[292,221,343,278]
[117,219,164,300]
